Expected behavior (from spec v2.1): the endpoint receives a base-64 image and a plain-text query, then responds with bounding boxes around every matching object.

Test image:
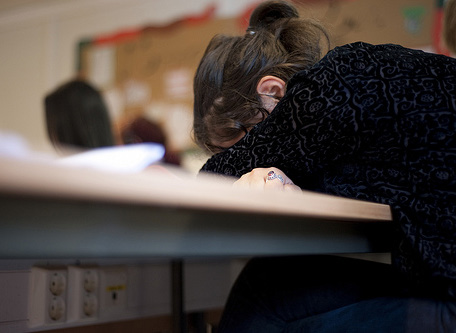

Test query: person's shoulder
[288,42,453,90]
[286,42,375,88]
[323,42,420,64]
[329,42,455,63]
[305,42,434,68]
[330,42,415,54]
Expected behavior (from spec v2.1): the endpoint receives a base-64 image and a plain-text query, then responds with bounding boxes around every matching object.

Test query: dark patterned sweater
[201,42,456,295]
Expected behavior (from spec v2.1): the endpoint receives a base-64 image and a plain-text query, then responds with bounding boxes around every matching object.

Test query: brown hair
[444,0,456,53]
[193,0,330,154]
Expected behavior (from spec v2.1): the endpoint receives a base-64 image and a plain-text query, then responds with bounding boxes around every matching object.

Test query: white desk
[0,156,392,332]
[0,157,392,258]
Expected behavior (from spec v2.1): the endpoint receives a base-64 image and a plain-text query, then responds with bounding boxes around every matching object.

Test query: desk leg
[172,259,186,333]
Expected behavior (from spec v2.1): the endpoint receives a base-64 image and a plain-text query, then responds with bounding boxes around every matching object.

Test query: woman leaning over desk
[193,0,456,332]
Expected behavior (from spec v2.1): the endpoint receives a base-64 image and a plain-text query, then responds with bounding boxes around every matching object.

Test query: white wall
[0,1,258,331]
[0,0,259,153]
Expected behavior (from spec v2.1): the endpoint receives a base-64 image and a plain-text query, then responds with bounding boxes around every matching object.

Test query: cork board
[78,0,435,152]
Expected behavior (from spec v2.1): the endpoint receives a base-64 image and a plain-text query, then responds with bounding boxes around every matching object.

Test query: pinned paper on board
[88,45,116,89]
[403,6,427,34]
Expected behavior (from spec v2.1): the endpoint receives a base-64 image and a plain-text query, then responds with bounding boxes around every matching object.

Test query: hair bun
[248,0,299,31]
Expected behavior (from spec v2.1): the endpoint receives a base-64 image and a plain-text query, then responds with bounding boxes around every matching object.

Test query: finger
[233,169,267,190]
[233,173,251,189]
[246,168,269,190]
[264,169,285,191]
[283,184,302,192]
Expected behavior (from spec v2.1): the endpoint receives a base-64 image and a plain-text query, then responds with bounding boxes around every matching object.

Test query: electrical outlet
[98,266,128,319]
[48,296,66,321]
[28,266,68,328]
[82,292,98,317]
[67,266,99,322]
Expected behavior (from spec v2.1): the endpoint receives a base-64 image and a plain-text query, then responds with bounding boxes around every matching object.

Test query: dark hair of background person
[45,79,115,150]
[444,0,456,53]
[121,116,181,165]
[192,0,330,154]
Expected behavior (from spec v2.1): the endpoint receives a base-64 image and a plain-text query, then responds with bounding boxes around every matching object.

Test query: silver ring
[266,170,284,184]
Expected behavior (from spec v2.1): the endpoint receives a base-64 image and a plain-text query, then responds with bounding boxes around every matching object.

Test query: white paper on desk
[0,131,56,161]
[0,131,31,158]
[59,143,165,173]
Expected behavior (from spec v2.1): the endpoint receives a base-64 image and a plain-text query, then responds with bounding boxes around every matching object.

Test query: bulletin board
[77,4,249,152]
[77,0,437,154]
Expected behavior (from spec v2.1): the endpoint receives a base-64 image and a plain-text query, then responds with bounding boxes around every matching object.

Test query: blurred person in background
[121,116,181,166]
[45,79,115,152]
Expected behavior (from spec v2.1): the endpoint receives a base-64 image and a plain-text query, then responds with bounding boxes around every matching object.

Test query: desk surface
[0,156,393,259]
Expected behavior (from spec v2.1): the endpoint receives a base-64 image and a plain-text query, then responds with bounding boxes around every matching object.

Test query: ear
[256,76,286,98]
[256,76,286,112]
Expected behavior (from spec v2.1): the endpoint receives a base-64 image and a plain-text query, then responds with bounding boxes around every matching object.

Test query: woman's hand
[233,167,301,192]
